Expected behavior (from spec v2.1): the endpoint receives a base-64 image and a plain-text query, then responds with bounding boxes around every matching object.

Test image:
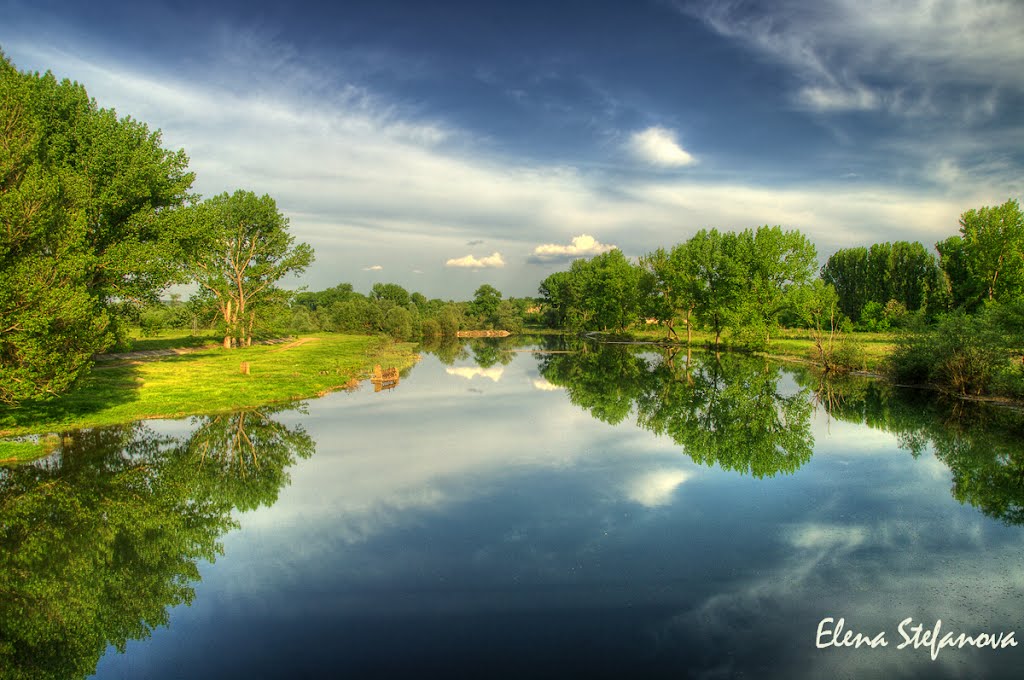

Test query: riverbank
[0,334,419,463]
[563,327,897,372]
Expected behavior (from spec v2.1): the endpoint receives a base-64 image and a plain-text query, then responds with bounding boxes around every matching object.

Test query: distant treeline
[137,282,539,343]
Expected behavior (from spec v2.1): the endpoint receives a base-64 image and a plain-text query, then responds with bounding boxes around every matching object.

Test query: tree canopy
[189,190,314,348]
[0,51,194,404]
[937,199,1024,311]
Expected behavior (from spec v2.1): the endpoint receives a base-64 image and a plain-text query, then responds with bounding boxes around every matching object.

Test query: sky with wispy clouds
[2,0,1022,298]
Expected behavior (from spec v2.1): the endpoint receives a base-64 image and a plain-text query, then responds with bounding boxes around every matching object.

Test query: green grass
[0,334,418,463]
[118,328,222,353]
[621,327,897,372]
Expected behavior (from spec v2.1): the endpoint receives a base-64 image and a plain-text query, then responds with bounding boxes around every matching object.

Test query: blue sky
[3,0,1022,298]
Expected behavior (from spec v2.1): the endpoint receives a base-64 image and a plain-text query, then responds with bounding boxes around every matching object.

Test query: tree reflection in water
[801,370,1024,526]
[535,340,1024,521]
[539,343,814,476]
[0,406,313,680]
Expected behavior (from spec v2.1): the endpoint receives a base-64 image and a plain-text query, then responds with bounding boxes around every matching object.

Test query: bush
[421,318,441,341]
[888,309,1011,396]
[383,307,413,341]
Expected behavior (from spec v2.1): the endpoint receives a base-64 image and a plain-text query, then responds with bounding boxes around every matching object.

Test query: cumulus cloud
[445,252,505,268]
[628,126,696,167]
[445,366,505,382]
[529,234,617,263]
[626,469,692,507]
[532,378,562,391]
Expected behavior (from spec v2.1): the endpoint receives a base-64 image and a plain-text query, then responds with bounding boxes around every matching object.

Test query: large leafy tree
[937,200,1024,310]
[688,229,744,347]
[469,284,503,326]
[640,242,701,343]
[732,225,817,345]
[0,52,194,404]
[189,190,314,348]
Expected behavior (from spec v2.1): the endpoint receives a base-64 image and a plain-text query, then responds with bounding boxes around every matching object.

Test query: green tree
[538,270,580,329]
[469,284,503,327]
[294,282,354,311]
[732,225,817,346]
[688,229,743,347]
[0,52,195,403]
[938,200,1024,310]
[189,190,314,348]
[370,282,411,308]
[585,250,644,333]
[823,241,942,322]
[640,243,700,343]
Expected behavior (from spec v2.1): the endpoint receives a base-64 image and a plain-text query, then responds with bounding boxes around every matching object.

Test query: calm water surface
[3,339,1024,679]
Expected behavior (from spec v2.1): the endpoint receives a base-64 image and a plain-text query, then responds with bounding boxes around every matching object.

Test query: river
[3,337,1023,679]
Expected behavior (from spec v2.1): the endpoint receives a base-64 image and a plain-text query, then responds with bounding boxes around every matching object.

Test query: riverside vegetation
[0,335,417,462]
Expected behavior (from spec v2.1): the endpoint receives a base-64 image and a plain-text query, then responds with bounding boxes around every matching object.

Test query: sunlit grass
[120,328,222,353]
[0,334,419,461]
[625,326,896,371]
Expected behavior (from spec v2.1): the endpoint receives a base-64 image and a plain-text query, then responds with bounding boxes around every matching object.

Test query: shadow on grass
[0,360,146,439]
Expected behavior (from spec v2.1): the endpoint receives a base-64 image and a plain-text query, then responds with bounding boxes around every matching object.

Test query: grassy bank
[0,334,418,463]
[603,327,897,372]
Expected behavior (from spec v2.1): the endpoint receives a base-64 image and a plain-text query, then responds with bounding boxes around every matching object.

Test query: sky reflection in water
[36,341,1024,678]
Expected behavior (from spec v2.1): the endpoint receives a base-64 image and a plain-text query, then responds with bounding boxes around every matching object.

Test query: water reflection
[539,343,814,477]
[7,340,1024,679]
[0,407,313,679]
[804,373,1024,526]
[531,338,1024,520]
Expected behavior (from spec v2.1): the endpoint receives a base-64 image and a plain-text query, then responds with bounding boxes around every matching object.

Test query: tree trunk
[223,299,233,349]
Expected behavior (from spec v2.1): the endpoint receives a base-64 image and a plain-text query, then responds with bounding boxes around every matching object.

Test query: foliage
[888,306,1022,397]
[468,284,502,327]
[937,200,1024,311]
[821,241,944,322]
[0,52,194,404]
[538,249,645,333]
[639,243,700,342]
[188,190,314,349]
[370,282,411,308]
[730,225,818,347]
[686,229,744,346]
[791,280,862,372]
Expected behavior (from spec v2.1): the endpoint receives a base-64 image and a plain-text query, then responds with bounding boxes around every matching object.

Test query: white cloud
[362,264,383,271]
[628,126,696,167]
[797,85,880,112]
[625,469,692,507]
[532,378,562,391]
[530,234,616,263]
[445,366,505,382]
[687,0,1024,116]
[445,252,505,268]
